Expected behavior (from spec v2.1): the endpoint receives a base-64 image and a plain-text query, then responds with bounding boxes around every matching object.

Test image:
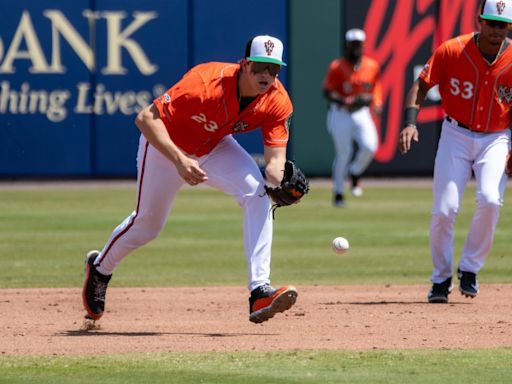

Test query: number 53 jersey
[420,32,512,132]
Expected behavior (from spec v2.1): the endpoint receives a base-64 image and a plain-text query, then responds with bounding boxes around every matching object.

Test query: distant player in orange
[400,0,512,303]
[323,28,383,207]
[82,35,300,324]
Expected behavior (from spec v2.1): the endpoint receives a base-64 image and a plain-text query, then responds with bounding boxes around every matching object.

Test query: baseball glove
[264,160,309,208]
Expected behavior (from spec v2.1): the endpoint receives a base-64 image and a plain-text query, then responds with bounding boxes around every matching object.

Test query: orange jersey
[420,33,512,132]
[323,56,383,107]
[153,62,293,156]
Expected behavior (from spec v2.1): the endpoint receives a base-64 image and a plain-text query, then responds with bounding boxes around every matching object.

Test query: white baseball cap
[480,0,512,23]
[245,35,286,66]
[345,28,366,43]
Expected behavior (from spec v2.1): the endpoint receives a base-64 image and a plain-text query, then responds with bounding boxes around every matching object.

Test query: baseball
[332,237,349,254]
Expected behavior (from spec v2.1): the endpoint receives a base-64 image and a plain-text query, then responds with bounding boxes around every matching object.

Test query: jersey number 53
[450,78,474,100]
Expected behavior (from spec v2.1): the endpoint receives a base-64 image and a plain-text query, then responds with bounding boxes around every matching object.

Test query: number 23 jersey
[420,32,512,132]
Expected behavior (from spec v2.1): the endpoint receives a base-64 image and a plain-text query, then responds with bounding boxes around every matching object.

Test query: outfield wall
[0,1,483,177]
[0,0,287,177]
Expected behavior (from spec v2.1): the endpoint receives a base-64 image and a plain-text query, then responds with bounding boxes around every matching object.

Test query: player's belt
[446,116,471,130]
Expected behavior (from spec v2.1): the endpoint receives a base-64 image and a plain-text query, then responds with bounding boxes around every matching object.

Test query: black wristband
[403,107,419,128]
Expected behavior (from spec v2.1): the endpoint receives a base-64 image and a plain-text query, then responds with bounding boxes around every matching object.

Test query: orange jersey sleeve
[323,59,344,94]
[260,82,293,147]
[418,42,446,89]
[372,69,383,108]
[419,33,512,132]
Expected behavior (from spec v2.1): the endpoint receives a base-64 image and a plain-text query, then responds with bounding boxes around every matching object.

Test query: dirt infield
[1,284,512,356]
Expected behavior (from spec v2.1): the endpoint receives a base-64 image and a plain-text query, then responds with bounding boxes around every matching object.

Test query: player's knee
[361,141,378,155]
[131,216,165,245]
[476,192,502,209]
[238,186,271,211]
[238,188,268,206]
[431,207,458,222]
[234,175,264,202]
[355,143,376,164]
[130,226,162,246]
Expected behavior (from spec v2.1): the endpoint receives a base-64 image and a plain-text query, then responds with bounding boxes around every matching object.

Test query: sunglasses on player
[483,19,509,29]
[249,61,281,76]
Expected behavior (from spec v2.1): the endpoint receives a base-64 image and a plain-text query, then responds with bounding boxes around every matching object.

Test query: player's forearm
[403,79,429,128]
[263,146,286,186]
[404,79,428,110]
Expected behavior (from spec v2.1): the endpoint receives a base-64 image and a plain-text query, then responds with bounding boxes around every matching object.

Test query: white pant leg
[327,105,354,194]
[459,130,510,273]
[430,122,473,283]
[200,135,273,291]
[349,107,378,176]
[95,135,185,275]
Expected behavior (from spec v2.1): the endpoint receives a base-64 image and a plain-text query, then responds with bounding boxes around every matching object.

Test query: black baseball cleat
[249,284,297,324]
[334,193,345,207]
[82,250,112,320]
[427,276,453,303]
[458,268,479,298]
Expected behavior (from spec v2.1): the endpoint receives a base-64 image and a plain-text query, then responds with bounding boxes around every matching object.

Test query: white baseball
[332,237,349,254]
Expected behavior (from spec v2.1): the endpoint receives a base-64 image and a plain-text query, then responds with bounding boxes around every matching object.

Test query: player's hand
[505,150,512,177]
[176,156,208,186]
[399,125,419,154]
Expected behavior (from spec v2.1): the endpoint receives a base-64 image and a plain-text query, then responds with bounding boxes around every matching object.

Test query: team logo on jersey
[498,85,512,103]
[233,120,249,132]
[163,94,171,104]
[264,40,275,56]
[497,0,506,15]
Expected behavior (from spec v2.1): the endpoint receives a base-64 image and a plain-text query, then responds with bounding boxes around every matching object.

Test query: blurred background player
[322,28,383,207]
[82,35,301,324]
[399,0,512,303]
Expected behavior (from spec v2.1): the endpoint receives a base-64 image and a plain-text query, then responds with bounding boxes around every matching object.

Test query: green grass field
[1,180,512,383]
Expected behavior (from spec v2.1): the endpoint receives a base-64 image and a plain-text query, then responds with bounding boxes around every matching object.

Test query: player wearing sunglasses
[82,35,305,325]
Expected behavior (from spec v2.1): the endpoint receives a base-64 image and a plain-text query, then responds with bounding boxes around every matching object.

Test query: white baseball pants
[94,134,273,291]
[326,104,378,194]
[430,119,510,283]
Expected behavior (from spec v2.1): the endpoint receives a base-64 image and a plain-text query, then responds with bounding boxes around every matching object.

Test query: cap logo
[264,40,274,56]
[497,0,506,14]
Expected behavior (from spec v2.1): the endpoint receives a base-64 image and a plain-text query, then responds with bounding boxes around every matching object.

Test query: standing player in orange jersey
[400,0,512,304]
[322,28,383,207]
[82,35,303,324]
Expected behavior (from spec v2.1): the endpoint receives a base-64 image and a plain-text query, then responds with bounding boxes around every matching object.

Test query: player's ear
[240,58,249,72]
